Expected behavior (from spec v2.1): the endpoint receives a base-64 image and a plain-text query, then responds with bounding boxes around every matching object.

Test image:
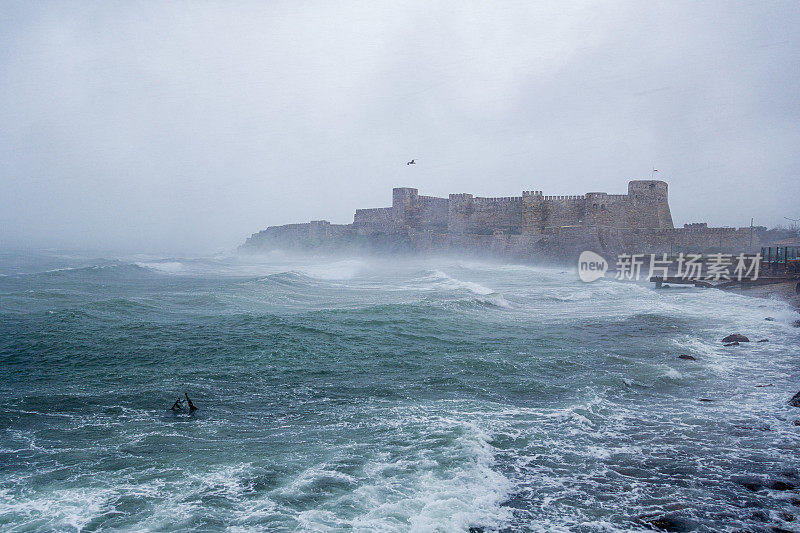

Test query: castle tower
[447,193,474,234]
[392,187,419,228]
[585,192,612,227]
[626,180,673,229]
[522,191,544,234]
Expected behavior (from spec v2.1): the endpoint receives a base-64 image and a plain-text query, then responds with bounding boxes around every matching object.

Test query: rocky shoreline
[659,326,800,532]
[724,280,800,309]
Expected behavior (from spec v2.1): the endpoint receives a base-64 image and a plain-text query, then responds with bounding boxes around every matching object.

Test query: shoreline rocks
[789,391,800,408]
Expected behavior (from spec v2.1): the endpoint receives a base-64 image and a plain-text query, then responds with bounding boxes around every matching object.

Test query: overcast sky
[1,1,798,253]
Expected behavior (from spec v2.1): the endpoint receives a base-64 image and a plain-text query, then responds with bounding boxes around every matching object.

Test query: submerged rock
[678,354,696,361]
[771,480,795,491]
[722,334,749,343]
[750,510,769,521]
[790,391,800,407]
[724,341,740,347]
[758,339,769,343]
[765,317,775,321]
[735,477,765,492]
[639,515,688,531]
[699,398,714,402]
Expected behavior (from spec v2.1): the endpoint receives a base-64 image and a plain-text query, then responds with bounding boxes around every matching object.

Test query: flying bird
[406,159,416,165]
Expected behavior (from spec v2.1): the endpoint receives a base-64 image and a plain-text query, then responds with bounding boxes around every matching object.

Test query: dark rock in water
[791,498,800,507]
[779,511,794,522]
[722,334,749,343]
[639,515,688,531]
[773,527,794,533]
[755,383,774,387]
[736,477,764,492]
[758,339,769,343]
[793,420,800,426]
[468,527,485,533]
[772,481,796,491]
[765,317,775,321]
[789,391,800,407]
[724,342,740,347]
[793,320,800,328]
[678,354,696,361]
[699,398,714,402]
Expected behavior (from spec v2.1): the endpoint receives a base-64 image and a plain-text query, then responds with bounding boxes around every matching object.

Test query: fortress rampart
[242,180,765,260]
[352,180,674,237]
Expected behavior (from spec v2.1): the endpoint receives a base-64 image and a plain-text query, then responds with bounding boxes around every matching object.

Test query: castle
[241,180,764,261]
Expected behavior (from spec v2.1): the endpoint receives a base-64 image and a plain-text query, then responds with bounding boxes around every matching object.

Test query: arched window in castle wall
[593,203,598,209]
[601,205,606,211]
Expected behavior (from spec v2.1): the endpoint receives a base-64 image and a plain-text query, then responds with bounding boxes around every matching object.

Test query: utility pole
[750,217,754,248]
[784,216,799,233]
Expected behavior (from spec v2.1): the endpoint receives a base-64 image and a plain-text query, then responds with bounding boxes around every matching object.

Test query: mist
[1,1,798,254]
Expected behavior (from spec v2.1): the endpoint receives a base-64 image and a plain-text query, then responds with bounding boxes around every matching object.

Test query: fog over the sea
[1,1,798,253]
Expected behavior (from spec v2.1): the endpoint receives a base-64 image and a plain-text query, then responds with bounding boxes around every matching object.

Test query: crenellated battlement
[542,195,586,201]
[473,196,523,203]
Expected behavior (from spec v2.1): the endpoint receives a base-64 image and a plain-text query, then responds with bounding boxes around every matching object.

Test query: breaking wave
[135,261,184,273]
[416,269,510,308]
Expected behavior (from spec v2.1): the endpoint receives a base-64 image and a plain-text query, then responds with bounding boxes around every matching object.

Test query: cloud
[1,1,798,252]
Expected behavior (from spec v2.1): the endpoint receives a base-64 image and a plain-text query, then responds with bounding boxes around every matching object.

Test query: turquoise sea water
[1,250,799,532]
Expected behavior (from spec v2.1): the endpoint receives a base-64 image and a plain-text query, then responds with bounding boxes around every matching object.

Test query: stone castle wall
[416,194,449,231]
[353,207,394,234]
[353,181,675,236]
[242,180,763,260]
[447,194,524,234]
[539,195,588,230]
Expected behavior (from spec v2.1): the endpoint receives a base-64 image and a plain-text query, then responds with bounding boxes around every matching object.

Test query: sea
[1,249,799,532]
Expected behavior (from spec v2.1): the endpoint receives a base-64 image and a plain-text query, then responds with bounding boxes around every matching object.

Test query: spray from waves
[418,270,495,295]
[294,415,513,532]
[134,261,184,274]
[295,259,366,280]
[0,416,514,532]
[416,270,510,308]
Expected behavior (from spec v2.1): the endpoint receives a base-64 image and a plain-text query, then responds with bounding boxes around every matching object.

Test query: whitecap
[418,270,497,296]
[296,259,366,280]
[135,261,184,273]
